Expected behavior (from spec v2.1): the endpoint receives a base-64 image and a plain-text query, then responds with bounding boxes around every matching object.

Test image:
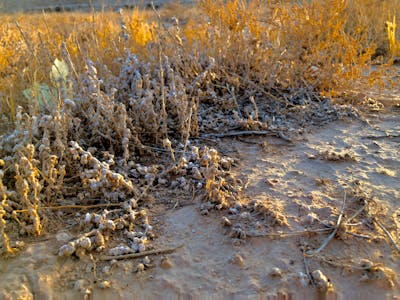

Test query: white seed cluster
[58,199,153,258]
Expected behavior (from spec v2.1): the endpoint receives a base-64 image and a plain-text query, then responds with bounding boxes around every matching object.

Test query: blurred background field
[0,0,189,13]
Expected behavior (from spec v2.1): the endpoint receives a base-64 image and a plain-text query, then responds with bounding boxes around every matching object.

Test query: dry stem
[98,244,183,261]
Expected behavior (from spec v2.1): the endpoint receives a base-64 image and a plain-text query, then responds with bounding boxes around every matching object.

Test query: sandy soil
[1,106,399,299]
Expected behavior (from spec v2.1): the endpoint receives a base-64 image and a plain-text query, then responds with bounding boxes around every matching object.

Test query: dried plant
[385,16,400,59]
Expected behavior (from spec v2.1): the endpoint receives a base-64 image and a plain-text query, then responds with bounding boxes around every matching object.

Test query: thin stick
[302,249,316,287]
[247,228,332,238]
[306,191,347,257]
[15,22,35,55]
[314,253,382,270]
[362,134,400,140]
[346,203,368,224]
[98,244,183,261]
[202,130,292,142]
[374,219,400,253]
[13,203,122,213]
[345,232,372,239]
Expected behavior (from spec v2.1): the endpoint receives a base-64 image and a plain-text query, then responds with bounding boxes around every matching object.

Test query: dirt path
[1,110,399,299]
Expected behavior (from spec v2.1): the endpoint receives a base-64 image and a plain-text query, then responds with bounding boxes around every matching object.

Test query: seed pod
[79,237,92,250]
[92,231,105,248]
[58,242,76,257]
[108,245,132,256]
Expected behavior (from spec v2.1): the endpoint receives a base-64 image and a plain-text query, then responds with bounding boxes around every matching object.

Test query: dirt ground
[1,101,399,299]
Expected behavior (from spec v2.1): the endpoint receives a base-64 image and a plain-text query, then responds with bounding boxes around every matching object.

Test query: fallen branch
[302,249,316,287]
[374,219,400,253]
[98,244,183,261]
[362,134,400,140]
[346,202,368,224]
[13,203,122,213]
[247,227,332,238]
[201,130,292,142]
[306,191,347,257]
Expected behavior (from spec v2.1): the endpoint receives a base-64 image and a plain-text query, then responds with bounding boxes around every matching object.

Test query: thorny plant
[0,0,399,257]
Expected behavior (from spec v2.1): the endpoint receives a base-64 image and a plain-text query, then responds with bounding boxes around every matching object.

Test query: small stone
[200,209,209,215]
[230,253,244,266]
[98,280,111,289]
[160,257,173,269]
[215,204,223,210]
[303,213,319,225]
[222,216,232,227]
[58,242,76,257]
[297,271,309,287]
[311,269,331,291]
[270,267,283,277]
[142,256,151,266]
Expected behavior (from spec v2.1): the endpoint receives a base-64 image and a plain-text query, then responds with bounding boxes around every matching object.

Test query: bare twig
[306,192,347,257]
[247,227,332,238]
[374,219,400,253]
[345,232,373,239]
[302,249,316,287]
[13,203,123,213]
[98,244,183,261]
[346,202,368,224]
[202,130,292,142]
[14,21,35,55]
[362,134,400,140]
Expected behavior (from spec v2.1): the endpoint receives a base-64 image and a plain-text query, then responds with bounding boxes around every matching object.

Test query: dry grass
[0,0,399,255]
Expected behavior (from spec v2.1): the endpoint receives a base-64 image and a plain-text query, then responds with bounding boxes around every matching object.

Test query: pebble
[270,267,283,277]
[230,253,244,266]
[98,280,111,289]
[222,216,232,227]
[58,242,76,257]
[311,270,331,291]
[160,257,173,269]
[297,271,309,287]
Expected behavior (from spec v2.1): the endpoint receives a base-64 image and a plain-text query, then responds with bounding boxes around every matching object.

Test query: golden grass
[0,0,397,122]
